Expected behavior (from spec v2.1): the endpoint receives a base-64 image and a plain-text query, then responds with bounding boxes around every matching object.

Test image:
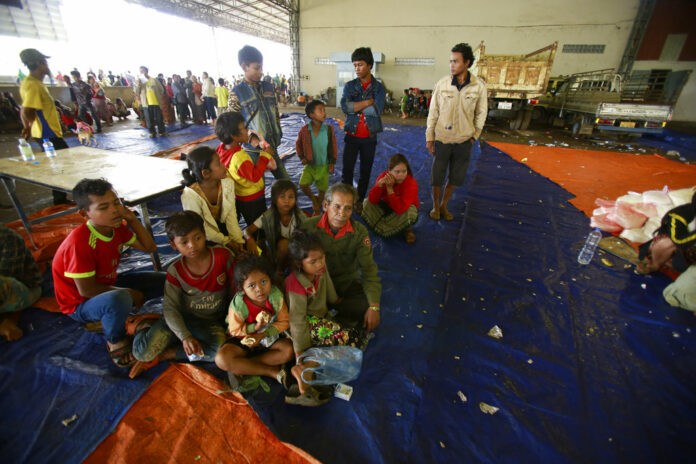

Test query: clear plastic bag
[297,346,363,385]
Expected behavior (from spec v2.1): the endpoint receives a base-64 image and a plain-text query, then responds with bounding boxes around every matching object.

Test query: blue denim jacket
[340,76,386,136]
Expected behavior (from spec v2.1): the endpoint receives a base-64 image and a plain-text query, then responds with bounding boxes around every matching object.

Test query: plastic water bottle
[18,139,35,161]
[42,139,56,158]
[577,228,602,265]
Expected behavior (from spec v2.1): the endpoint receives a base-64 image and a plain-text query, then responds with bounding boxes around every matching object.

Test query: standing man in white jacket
[425,43,487,220]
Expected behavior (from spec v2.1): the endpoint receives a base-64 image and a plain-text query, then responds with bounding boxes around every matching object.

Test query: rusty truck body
[542,68,690,136]
[472,41,558,130]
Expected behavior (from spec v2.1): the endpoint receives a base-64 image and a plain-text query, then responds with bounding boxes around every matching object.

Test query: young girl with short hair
[215,254,293,387]
[181,145,245,254]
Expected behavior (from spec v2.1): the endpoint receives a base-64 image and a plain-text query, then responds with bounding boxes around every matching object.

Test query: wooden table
[0,146,186,270]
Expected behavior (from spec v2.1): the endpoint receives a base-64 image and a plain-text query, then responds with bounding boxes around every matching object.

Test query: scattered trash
[526,278,533,282]
[334,383,353,401]
[454,356,460,360]
[61,414,78,427]
[672,332,680,338]
[521,157,528,162]
[416,324,423,329]
[457,391,468,403]
[487,325,503,339]
[396,412,402,416]
[440,441,446,449]
[641,283,647,289]
[195,456,201,461]
[479,402,500,415]
[527,359,534,364]
[666,150,680,158]
[601,258,614,267]
[461,297,466,301]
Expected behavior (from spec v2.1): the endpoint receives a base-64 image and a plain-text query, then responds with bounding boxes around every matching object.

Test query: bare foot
[0,315,23,341]
[291,364,308,395]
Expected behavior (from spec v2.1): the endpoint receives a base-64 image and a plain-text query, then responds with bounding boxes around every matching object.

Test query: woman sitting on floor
[362,153,419,243]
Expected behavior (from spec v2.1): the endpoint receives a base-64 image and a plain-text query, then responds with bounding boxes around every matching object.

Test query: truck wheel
[520,110,532,130]
[510,111,524,130]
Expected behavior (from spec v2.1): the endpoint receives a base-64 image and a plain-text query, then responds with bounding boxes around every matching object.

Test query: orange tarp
[84,364,321,464]
[4,204,84,267]
[488,142,696,217]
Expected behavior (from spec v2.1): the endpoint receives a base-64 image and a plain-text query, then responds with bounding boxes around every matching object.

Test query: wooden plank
[0,146,186,204]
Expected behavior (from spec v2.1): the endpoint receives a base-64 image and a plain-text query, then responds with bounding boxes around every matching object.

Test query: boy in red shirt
[51,178,164,368]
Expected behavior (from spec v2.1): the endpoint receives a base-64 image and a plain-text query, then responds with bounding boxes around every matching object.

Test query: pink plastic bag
[591,214,622,233]
[608,202,647,229]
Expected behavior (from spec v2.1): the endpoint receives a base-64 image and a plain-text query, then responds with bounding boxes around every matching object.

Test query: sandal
[404,228,416,244]
[109,341,136,368]
[276,363,293,390]
[128,357,160,379]
[285,386,330,407]
[440,206,454,221]
[429,208,440,220]
[125,313,161,336]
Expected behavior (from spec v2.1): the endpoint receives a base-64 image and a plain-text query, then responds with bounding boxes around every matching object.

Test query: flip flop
[125,313,161,336]
[128,357,160,379]
[109,342,136,368]
[285,387,330,407]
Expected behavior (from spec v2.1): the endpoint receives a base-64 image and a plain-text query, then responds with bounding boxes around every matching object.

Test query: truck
[541,68,691,137]
[471,41,558,131]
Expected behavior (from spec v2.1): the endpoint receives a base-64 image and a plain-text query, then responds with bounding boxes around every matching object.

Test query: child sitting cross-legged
[296,100,337,214]
[181,145,245,255]
[215,254,294,390]
[362,153,419,243]
[284,230,363,406]
[51,178,164,369]
[244,179,306,274]
[128,211,234,377]
[214,111,276,226]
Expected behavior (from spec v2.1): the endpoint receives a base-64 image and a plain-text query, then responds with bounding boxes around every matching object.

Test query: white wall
[299,0,639,98]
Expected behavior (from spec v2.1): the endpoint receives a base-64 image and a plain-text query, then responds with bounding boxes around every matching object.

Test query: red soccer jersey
[52,222,135,314]
[350,80,372,138]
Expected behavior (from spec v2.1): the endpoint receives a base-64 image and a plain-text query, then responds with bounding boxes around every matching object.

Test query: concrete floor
[0,105,691,225]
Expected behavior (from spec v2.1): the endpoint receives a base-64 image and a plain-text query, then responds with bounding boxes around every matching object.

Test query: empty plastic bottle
[18,138,35,161]
[42,139,56,158]
[577,228,602,265]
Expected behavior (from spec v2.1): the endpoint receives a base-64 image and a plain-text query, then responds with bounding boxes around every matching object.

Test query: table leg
[1,176,37,249]
[138,203,162,271]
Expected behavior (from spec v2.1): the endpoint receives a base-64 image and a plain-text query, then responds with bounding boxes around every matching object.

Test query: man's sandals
[124,313,163,378]
[109,342,137,368]
[285,384,332,407]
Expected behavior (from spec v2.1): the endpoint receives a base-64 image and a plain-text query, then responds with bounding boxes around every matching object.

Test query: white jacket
[426,73,488,144]
[181,178,244,247]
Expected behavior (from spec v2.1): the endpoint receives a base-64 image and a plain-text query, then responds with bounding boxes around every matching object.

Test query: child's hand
[182,336,203,356]
[329,164,335,174]
[267,157,277,171]
[226,240,244,255]
[246,238,258,255]
[117,203,138,224]
[244,333,264,347]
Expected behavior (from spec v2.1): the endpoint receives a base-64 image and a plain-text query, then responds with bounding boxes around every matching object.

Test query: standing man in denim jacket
[340,47,386,214]
[228,45,289,180]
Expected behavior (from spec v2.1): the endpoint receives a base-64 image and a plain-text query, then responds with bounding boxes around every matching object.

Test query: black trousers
[342,134,377,201]
[34,137,69,204]
[175,102,188,124]
[147,105,166,135]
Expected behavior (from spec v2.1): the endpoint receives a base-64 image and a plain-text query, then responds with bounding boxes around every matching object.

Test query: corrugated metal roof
[125,0,297,45]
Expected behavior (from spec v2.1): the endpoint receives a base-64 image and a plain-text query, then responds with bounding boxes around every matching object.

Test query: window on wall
[659,34,687,61]
[314,58,335,65]
[394,58,435,66]
[562,44,606,54]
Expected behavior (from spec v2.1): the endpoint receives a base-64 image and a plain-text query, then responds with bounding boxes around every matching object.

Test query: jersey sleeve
[63,237,97,279]
[116,225,136,247]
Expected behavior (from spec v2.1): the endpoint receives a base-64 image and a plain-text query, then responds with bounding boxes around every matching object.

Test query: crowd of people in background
[400,87,431,119]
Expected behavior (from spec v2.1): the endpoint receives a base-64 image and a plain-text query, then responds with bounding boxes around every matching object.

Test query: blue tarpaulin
[2,114,695,463]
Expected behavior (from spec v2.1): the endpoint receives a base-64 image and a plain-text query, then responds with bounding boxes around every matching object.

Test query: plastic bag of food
[297,346,363,385]
[608,202,647,229]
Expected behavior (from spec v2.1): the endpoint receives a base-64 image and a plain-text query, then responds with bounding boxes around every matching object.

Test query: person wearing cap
[19,48,69,205]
